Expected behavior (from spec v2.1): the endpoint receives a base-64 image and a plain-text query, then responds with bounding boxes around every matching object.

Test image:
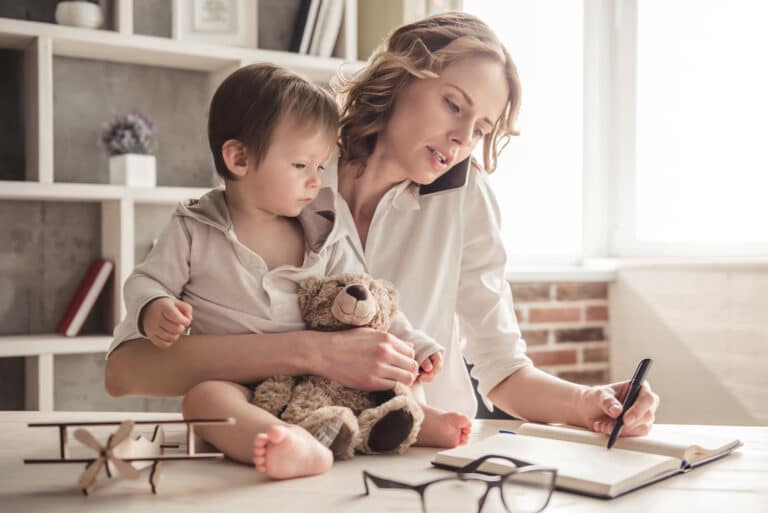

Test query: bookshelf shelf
[0,17,364,81]
[0,334,112,358]
[0,0,360,412]
[0,334,112,412]
[0,180,213,204]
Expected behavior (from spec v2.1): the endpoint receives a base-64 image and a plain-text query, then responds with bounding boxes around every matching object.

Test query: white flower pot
[55,1,103,29]
[109,154,156,187]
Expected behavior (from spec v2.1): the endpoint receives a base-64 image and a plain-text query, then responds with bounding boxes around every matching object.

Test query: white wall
[610,263,768,426]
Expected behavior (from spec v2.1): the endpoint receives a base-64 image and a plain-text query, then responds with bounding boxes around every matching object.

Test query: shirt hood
[175,187,348,254]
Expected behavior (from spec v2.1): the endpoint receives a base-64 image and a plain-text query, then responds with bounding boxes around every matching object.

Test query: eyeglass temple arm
[457,454,534,473]
[362,471,420,496]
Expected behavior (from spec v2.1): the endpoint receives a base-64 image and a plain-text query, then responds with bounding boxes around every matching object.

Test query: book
[432,422,743,499]
[297,0,321,54]
[289,0,312,52]
[56,259,114,337]
[308,0,344,58]
[258,0,305,52]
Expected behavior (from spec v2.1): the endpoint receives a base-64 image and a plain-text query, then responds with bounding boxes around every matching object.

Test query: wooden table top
[1,411,765,513]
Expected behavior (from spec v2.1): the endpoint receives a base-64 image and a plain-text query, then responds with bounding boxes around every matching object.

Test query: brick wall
[511,282,610,386]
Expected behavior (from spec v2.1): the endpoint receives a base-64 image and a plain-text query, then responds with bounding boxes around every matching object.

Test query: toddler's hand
[417,351,444,383]
[141,297,192,349]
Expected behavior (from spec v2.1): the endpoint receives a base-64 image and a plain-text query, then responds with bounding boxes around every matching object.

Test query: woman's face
[379,57,509,185]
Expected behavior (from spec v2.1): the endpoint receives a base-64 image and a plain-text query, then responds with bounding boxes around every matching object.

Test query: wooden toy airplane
[24,417,235,495]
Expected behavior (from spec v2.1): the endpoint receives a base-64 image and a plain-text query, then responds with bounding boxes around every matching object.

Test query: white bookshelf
[0,0,360,411]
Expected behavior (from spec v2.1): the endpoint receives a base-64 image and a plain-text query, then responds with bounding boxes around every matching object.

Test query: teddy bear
[250,273,424,460]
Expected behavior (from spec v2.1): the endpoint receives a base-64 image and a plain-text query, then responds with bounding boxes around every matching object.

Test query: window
[616,0,768,256]
[463,1,584,264]
[465,1,766,261]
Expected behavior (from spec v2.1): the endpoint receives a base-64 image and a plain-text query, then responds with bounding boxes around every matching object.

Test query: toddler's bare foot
[252,424,333,480]
[415,405,472,448]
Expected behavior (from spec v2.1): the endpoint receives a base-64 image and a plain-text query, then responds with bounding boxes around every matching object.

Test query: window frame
[608,0,768,258]
[464,0,768,262]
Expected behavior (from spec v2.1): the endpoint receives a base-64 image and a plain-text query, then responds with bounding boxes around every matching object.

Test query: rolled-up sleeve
[388,310,444,365]
[106,214,192,358]
[326,234,442,363]
[457,172,532,410]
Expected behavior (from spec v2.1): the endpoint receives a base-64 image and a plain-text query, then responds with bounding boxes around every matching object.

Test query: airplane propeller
[74,420,140,493]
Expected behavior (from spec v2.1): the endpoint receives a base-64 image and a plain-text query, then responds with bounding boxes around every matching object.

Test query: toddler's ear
[221,139,249,178]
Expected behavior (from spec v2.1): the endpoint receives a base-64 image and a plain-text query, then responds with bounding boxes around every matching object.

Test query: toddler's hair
[209,63,339,180]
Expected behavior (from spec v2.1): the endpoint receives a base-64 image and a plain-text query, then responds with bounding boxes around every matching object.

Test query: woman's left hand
[578,381,660,437]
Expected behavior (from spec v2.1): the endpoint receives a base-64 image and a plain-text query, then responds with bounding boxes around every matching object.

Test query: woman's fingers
[325,328,419,389]
[622,410,655,435]
[379,364,417,387]
[387,334,415,360]
[367,377,399,391]
[367,336,418,386]
[593,399,657,436]
[623,383,658,425]
[598,388,623,418]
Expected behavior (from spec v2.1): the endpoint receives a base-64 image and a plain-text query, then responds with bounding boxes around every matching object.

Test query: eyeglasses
[362,454,557,513]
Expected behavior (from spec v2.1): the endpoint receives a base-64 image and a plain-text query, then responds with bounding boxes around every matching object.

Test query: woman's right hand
[314,327,419,391]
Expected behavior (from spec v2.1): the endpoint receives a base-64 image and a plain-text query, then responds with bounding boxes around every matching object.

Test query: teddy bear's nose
[345,284,368,301]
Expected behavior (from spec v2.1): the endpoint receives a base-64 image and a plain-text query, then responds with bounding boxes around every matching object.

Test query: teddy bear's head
[298,273,398,331]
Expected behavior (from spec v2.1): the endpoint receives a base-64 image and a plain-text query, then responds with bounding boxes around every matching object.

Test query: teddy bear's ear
[338,272,369,287]
[370,278,399,317]
[298,277,325,310]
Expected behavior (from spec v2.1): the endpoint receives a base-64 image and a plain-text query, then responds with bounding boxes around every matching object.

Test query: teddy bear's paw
[299,406,360,461]
[367,409,414,452]
[358,395,425,454]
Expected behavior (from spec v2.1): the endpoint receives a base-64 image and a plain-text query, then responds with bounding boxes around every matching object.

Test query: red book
[56,259,114,337]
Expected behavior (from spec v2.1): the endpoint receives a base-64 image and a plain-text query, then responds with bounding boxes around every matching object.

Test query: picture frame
[172,0,258,48]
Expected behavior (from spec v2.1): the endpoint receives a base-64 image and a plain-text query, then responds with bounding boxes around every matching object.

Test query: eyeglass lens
[422,479,487,512]
[420,472,554,513]
[501,471,555,513]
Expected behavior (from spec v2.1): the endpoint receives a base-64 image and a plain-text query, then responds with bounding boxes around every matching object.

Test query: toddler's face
[247,115,334,217]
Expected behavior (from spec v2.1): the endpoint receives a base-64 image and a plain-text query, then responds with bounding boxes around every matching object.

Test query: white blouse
[323,153,532,417]
[107,188,441,364]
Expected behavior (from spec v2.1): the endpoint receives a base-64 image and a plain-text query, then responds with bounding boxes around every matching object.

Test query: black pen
[607,358,653,449]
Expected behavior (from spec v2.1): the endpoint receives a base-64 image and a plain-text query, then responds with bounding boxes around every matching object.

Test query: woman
[325,12,658,435]
[105,11,657,455]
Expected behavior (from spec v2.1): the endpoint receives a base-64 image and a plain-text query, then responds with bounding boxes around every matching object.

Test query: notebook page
[518,423,741,462]
[434,433,680,497]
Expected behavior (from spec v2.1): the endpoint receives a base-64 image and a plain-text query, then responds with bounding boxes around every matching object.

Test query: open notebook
[432,423,742,499]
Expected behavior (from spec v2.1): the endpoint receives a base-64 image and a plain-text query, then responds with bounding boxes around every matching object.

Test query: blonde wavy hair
[334,11,521,174]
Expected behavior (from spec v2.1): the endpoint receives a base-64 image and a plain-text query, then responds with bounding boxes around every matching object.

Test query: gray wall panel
[53,57,217,187]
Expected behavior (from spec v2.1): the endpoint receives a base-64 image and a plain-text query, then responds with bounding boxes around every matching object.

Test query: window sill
[504,256,768,283]
[505,260,618,283]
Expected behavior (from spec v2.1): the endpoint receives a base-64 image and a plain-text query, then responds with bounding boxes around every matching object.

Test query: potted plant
[101,112,157,187]
[55,0,103,29]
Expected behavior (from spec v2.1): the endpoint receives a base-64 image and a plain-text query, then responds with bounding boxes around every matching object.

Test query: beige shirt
[107,187,442,363]
[322,152,532,416]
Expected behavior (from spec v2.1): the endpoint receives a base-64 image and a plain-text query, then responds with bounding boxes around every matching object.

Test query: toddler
[108,64,471,480]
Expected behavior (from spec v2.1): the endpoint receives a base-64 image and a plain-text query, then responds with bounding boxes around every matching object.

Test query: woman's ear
[221,139,249,178]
